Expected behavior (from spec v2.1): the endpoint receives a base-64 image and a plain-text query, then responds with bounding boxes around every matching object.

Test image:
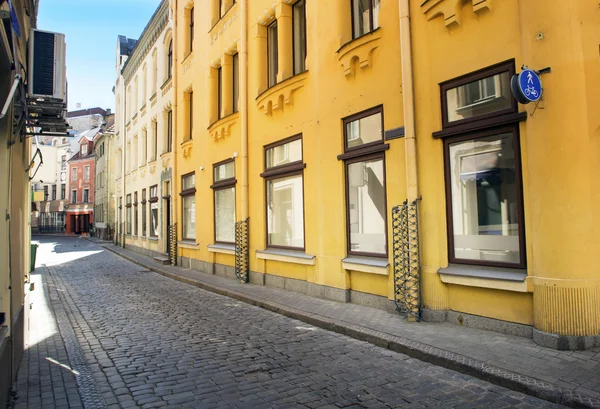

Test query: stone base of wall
[0,327,11,409]
[126,243,165,260]
[533,328,600,351]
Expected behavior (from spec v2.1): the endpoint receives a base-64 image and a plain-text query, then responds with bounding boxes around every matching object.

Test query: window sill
[438,263,528,293]
[208,243,235,255]
[256,249,315,266]
[342,256,389,276]
[141,236,147,240]
[181,51,193,66]
[178,240,199,249]
[149,236,158,241]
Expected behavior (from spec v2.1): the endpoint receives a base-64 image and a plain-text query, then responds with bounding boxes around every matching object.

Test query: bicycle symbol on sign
[524,85,539,98]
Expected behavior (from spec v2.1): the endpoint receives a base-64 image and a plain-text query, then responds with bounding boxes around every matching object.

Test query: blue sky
[37,0,161,112]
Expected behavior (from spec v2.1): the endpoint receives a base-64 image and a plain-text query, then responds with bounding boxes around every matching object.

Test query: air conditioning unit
[28,29,66,101]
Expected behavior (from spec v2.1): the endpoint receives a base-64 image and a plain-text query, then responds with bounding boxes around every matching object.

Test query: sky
[37,0,162,112]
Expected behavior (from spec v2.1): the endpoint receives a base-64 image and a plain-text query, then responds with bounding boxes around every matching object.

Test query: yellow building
[115,1,176,261]
[166,0,599,350]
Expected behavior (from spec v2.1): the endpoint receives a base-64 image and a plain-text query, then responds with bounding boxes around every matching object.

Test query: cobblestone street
[13,237,565,409]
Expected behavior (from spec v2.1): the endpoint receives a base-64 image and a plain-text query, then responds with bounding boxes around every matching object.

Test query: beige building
[94,115,116,240]
[114,0,175,261]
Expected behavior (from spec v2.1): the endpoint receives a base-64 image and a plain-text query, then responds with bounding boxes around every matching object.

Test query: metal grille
[235,218,249,283]
[168,223,177,266]
[392,199,421,321]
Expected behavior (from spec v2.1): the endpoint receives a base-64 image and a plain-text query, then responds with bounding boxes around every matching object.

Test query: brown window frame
[211,159,237,245]
[232,53,239,113]
[167,40,173,79]
[439,60,517,131]
[261,134,306,251]
[267,20,278,88]
[126,194,132,235]
[133,192,138,236]
[179,172,196,241]
[149,185,159,237]
[292,0,307,75]
[341,105,389,258]
[167,110,173,153]
[351,0,379,40]
[141,189,147,237]
[189,7,194,53]
[189,91,193,139]
[217,66,222,120]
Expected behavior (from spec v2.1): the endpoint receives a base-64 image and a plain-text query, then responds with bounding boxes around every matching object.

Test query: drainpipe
[240,0,249,223]
[398,0,418,203]
[122,83,127,248]
[398,0,420,322]
[172,0,178,261]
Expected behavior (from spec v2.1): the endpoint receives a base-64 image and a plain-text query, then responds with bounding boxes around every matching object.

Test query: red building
[66,129,98,234]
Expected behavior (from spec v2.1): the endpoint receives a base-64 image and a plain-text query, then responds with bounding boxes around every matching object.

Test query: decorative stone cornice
[123,0,170,83]
[421,0,492,28]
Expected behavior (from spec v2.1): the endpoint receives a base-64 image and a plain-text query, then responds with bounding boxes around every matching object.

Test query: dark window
[351,0,380,39]
[167,110,173,153]
[180,173,196,240]
[341,106,388,257]
[217,66,222,119]
[293,0,307,75]
[51,185,56,200]
[167,40,173,79]
[189,91,193,139]
[261,135,305,250]
[212,160,236,243]
[267,21,278,87]
[43,185,49,201]
[232,53,239,113]
[126,194,132,235]
[149,185,159,237]
[133,192,138,236]
[71,190,77,204]
[153,120,158,160]
[83,189,89,203]
[439,62,525,269]
[189,7,194,52]
[60,184,65,200]
[141,189,147,237]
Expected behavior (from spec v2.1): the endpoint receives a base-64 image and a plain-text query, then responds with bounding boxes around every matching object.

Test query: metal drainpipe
[240,0,248,223]
[172,0,178,262]
[398,0,420,322]
[122,82,127,248]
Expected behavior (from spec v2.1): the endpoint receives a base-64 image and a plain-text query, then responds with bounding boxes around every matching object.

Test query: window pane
[214,161,235,181]
[233,54,239,113]
[372,0,380,30]
[293,0,306,75]
[446,71,512,123]
[266,138,302,169]
[217,67,222,119]
[346,111,382,149]
[151,202,159,236]
[448,132,521,264]
[347,158,386,255]
[183,174,195,190]
[352,0,370,38]
[142,202,147,236]
[268,21,278,87]
[182,195,196,240]
[267,174,304,248]
[215,187,236,243]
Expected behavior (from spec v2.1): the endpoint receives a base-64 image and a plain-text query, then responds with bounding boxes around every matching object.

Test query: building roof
[78,127,101,141]
[118,35,138,57]
[67,107,108,118]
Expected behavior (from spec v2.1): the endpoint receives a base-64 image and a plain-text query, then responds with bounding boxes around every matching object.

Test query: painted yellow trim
[208,245,235,255]
[342,261,388,276]
[256,250,316,266]
[440,273,528,293]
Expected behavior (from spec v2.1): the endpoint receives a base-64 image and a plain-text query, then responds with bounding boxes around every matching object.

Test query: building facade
[114,1,175,259]
[66,132,96,234]
[94,116,116,240]
[115,0,600,350]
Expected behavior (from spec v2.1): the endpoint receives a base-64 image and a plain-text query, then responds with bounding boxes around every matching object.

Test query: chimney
[106,108,112,115]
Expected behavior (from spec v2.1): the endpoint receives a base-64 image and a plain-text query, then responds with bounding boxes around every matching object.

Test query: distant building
[94,114,117,240]
[67,107,109,134]
[66,130,98,234]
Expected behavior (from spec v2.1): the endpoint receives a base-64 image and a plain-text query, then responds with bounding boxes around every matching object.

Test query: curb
[101,244,600,409]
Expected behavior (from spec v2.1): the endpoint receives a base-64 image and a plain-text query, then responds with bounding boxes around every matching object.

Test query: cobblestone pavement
[16,236,565,409]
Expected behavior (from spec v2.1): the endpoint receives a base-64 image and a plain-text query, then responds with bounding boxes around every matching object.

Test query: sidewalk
[99,241,600,409]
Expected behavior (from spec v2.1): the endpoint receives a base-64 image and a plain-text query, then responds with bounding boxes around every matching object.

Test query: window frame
[51,185,56,201]
[167,40,173,79]
[83,188,89,203]
[189,7,194,53]
[439,60,517,130]
[126,194,132,235]
[84,165,90,181]
[341,105,389,258]
[442,124,527,269]
[211,159,237,245]
[189,91,193,139]
[292,0,307,75]
[217,66,222,120]
[141,189,147,237]
[267,20,278,88]
[71,167,77,182]
[232,53,239,114]
[179,172,197,241]
[133,191,138,236]
[149,185,159,237]
[351,0,379,39]
[71,189,77,204]
[167,110,173,153]
[261,134,306,251]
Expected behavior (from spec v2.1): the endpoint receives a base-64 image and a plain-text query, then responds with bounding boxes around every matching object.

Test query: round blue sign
[518,69,542,102]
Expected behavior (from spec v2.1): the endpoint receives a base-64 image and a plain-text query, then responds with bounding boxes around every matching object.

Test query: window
[212,160,236,243]
[167,40,173,79]
[61,155,67,170]
[71,190,77,204]
[167,110,173,153]
[217,66,222,119]
[341,106,388,257]
[126,194,132,235]
[439,62,525,269]
[152,120,158,160]
[84,166,90,181]
[351,0,380,39]
[149,185,159,237]
[441,62,516,128]
[180,174,196,240]
[189,7,194,53]
[83,189,89,203]
[232,53,239,113]
[267,21,278,88]
[61,184,65,200]
[134,192,138,236]
[81,144,88,156]
[71,167,77,181]
[43,185,48,201]
[262,136,305,249]
[189,92,193,139]
[293,0,306,75]
[142,189,147,237]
